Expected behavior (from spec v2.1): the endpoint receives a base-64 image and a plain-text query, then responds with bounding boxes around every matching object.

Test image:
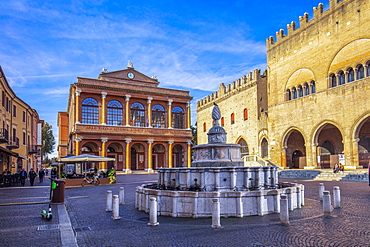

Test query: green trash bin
[52,179,65,204]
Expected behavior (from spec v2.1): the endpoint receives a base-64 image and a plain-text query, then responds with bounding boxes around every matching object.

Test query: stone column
[125,138,132,172]
[354,68,358,81]
[186,101,191,129]
[147,139,154,171]
[352,138,360,168]
[147,97,153,128]
[75,89,82,124]
[365,65,369,77]
[168,140,174,168]
[74,137,82,156]
[125,94,131,126]
[313,143,319,168]
[101,91,107,125]
[101,137,108,170]
[167,99,173,129]
[344,71,349,84]
[187,140,192,168]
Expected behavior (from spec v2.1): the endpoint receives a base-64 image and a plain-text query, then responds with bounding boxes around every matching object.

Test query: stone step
[278,169,368,182]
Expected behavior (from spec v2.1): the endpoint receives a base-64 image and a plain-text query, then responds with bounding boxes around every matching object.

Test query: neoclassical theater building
[58,62,192,172]
[197,0,370,169]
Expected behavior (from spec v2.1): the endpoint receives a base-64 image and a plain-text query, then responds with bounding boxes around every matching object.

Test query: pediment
[98,68,159,87]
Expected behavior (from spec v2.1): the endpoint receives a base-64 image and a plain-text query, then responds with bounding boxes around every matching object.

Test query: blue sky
[0,0,330,156]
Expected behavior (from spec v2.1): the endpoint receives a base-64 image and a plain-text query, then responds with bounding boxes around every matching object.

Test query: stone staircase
[279,169,368,182]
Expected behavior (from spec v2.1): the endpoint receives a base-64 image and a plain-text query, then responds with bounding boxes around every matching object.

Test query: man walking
[39,168,45,183]
[28,168,37,186]
[19,168,27,186]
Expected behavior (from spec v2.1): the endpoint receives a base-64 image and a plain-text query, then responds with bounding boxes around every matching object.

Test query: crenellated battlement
[266,0,351,49]
[197,69,265,109]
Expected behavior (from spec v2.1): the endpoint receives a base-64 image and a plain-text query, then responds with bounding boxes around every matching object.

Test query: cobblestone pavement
[1,174,370,246]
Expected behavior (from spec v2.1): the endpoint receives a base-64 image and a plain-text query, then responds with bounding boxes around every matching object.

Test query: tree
[191,122,197,145]
[42,122,55,162]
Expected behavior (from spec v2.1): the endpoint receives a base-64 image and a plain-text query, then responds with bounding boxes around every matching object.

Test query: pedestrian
[45,168,49,176]
[39,168,45,183]
[28,168,37,186]
[51,168,57,179]
[333,163,339,173]
[19,168,27,186]
[339,163,344,173]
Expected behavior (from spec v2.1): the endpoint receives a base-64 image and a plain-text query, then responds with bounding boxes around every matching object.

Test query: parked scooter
[41,178,56,221]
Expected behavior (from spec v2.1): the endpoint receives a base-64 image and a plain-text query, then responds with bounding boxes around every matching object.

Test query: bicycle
[81,175,100,187]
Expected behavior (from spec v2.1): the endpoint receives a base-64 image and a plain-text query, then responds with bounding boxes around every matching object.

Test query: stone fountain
[136,104,304,217]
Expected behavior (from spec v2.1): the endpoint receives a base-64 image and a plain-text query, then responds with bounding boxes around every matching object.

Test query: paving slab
[1,174,370,246]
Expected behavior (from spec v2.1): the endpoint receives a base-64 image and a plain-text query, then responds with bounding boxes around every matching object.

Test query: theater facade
[58,62,192,172]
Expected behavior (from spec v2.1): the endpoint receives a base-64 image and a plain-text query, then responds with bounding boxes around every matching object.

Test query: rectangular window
[23,111,26,122]
[13,105,16,117]
[2,91,4,107]
[23,132,26,145]
[12,128,16,142]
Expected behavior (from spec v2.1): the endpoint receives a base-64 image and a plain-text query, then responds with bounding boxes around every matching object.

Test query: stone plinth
[136,183,303,218]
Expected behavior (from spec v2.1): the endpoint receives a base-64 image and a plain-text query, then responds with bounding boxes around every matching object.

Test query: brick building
[58,62,193,172]
[0,66,42,174]
[197,0,370,169]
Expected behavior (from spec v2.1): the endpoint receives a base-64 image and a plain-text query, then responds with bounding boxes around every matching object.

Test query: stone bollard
[319,183,325,201]
[333,186,341,208]
[119,187,125,205]
[301,185,305,206]
[112,195,121,220]
[211,198,221,229]
[106,190,113,212]
[280,194,289,225]
[148,197,159,226]
[323,191,332,217]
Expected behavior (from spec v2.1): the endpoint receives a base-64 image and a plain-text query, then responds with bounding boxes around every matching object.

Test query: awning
[0,146,18,157]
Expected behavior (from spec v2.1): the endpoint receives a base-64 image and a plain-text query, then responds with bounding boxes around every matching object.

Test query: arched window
[298,85,303,97]
[366,62,370,77]
[357,64,365,80]
[310,81,316,94]
[292,87,297,99]
[203,122,206,132]
[286,89,291,101]
[152,104,165,128]
[329,74,337,87]
[231,113,235,124]
[221,117,224,127]
[347,67,354,83]
[338,71,345,85]
[303,83,310,95]
[243,108,248,120]
[81,98,99,124]
[172,106,184,129]
[130,102,145,127]
[107,100,123,125]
